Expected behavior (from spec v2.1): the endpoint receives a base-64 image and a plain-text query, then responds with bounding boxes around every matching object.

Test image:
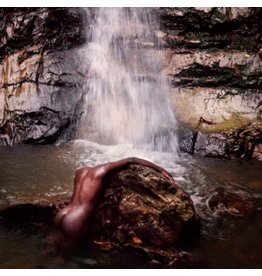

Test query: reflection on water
[0,142,261,268]
[0,144,75,206]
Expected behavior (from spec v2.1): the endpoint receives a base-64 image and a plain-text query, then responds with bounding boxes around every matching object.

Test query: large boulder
[89,164,198,248]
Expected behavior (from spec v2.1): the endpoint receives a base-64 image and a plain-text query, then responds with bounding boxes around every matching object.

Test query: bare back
[54,157,175,254]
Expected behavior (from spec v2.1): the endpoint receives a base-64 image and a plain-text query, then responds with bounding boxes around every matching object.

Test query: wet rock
[194,126,262,159]
[171,87,261,129]
[253,143,262,160]
[158,8,262,52]
[171,85,262,160]
[90,164,199,248]
[176,124,195,154]
[0,8,86,61]
[158,8,262,161]
[165,51,262,80]
[0,203,57,226]
[214,8,251,21]
[0,8,88,146]
[0,107,70,145]
[194,131,243,159]
[207,187,256,217]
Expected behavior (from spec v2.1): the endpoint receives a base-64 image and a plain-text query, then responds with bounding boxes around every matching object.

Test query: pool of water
[0,141,261,268]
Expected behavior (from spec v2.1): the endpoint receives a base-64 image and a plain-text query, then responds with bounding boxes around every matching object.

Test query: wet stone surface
[0,8,87,146]
[90,164,199,248]
[176,120,262,161]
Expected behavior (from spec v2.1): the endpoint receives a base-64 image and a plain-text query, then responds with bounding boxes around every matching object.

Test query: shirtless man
[54,157,175,255]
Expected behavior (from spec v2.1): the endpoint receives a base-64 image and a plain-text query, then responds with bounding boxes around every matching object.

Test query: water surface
[0,142,261,268]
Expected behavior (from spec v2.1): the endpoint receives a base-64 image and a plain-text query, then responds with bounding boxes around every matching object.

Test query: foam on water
[73,139,187,183]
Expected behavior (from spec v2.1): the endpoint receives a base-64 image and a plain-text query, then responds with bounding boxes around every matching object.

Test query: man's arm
[130,157,175,183]
[97,157,175,183]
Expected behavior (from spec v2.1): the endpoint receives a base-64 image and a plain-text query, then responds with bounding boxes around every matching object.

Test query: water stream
[79,8,178,153]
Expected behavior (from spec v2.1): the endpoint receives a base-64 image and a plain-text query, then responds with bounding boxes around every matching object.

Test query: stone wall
[158,8,262,160]
[0,8,87,145]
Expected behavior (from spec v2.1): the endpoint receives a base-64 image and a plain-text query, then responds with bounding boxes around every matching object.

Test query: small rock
[253,143,262,160]
[207,187,256,217]
[177,124,195,154]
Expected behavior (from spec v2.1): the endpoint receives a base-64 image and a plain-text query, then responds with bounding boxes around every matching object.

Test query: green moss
[198,113,262,133]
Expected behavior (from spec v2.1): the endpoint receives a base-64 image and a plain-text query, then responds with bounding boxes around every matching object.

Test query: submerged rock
[207,187,257,217]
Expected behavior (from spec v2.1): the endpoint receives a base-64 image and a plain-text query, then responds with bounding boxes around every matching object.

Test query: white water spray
[80,8,178,153]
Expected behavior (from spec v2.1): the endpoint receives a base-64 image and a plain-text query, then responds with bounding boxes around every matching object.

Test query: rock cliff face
[0,8,87,145]
[158,8,262,160]
[0,7,261,160]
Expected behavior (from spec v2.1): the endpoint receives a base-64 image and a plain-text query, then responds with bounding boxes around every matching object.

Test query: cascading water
[79,8,178,153]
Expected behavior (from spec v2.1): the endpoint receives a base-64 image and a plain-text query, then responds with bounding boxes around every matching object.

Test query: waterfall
[80,8,178,153]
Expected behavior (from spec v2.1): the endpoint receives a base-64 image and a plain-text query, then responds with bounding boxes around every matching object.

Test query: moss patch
[198,113,262,133]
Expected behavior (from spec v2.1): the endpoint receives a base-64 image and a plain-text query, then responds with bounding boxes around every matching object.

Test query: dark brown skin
[54,157,175,255]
